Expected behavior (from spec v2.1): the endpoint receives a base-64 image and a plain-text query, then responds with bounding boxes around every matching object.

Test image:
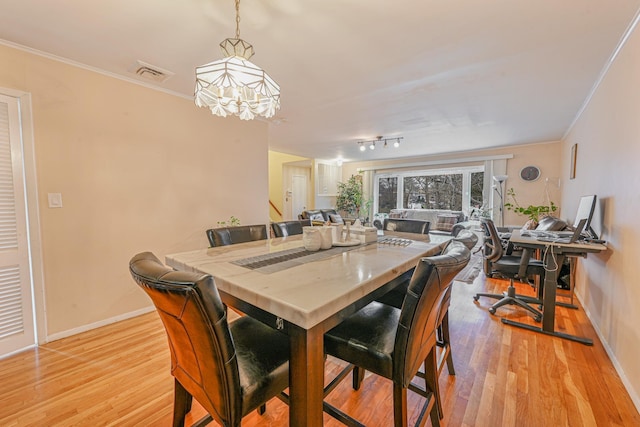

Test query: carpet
[454,250,483,284]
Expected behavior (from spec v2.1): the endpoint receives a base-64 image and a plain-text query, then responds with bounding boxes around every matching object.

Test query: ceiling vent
[128,60,175,83]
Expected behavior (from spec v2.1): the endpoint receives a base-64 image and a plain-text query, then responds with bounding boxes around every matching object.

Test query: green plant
[336,174,366,216]
[504,188,557,222]
[217,216,240,227]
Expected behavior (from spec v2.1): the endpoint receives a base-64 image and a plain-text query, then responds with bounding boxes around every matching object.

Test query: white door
[0,94,35,356]
[291,174,308,220]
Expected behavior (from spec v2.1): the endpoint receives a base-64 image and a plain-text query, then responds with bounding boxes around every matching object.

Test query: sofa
[299,209,346,225]
[389,209,466,234]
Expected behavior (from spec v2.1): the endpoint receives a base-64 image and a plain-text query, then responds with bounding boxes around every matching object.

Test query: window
[376,177,398,213]
[374,166,484,215]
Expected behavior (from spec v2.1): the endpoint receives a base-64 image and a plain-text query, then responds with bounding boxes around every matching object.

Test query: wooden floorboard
[1,274,639,426]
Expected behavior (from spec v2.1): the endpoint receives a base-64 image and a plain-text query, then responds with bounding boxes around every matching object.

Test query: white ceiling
[1,0,639,163]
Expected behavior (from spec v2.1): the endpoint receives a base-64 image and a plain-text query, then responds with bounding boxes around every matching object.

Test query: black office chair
[473,218,545,321]
[271,219,311,237]
[206,224,268,247]
[323,242,470,427]
[129,252,289,427]
[383,218,431,234]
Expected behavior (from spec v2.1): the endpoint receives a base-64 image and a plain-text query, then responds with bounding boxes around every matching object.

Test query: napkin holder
[349,226,378,244]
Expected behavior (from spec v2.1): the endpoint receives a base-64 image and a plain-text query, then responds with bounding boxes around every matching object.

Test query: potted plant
[217,216,240,227]
[336,174,367,219]
[504,188,557,223]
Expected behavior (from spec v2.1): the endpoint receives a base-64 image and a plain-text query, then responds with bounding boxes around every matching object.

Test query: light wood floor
[1,275,639,426]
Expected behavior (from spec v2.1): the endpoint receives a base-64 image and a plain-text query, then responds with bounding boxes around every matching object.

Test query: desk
[508,230,606,345]
[166,233,449,426]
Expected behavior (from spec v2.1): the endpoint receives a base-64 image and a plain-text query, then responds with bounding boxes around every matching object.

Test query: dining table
[165,231,452,426]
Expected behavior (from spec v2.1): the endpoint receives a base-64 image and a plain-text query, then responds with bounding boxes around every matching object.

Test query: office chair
[206,224,268,247]
[323,242,470,426]
[129,252,289,427]
[270,219,311,237]
[473,218,545,321]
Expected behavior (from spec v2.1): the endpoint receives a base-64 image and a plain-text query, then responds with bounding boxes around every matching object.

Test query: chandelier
[194,0,280,120]
[357,136,403,151]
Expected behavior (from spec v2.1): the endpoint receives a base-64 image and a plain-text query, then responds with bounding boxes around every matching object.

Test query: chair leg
[424,349,442,423]
[439,312,455,376]
[477,279,542,321]
[392,384,408,427]
[173,379,192,427]
[352,366,365,390]
[257,403,266,415]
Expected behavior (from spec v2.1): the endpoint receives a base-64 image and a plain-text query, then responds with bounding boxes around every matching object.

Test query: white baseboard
[576,293,640,414]
[46,306,156,343]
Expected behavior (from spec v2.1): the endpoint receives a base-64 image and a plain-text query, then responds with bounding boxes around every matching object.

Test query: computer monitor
[573,195,597,238]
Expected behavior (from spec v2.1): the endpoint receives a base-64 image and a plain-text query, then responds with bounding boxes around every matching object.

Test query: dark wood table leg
[502,249,593,345]
[541,252,564,332]
[289,324,325,426]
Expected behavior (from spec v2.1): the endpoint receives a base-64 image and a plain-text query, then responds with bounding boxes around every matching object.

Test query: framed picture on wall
[570,143,577,179]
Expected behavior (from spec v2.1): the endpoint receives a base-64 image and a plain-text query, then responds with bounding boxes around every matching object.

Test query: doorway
[0,90,43,358]
[283,163,311,220]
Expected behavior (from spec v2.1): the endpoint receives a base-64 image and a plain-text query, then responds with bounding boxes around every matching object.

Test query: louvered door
[0,94,34,356]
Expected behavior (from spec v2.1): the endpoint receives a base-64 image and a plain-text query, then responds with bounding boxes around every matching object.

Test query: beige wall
[342,142,563,226]
[0,44,269,338]
[562,19,640,407]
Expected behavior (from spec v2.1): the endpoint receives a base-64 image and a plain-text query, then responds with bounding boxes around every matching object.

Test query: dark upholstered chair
[535,216,569,231]
[383,218,430,234]
[129,252,289,427]
[206,224,268,247]
[323,242,470,426]
[473,218,545,321]
[271,219,311,237]
[453,229,479,250]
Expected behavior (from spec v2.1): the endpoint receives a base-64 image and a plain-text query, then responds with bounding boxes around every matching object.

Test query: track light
[354,136,403,153]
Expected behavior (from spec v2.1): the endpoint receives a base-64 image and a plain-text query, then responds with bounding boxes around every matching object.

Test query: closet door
[0,94,35,356]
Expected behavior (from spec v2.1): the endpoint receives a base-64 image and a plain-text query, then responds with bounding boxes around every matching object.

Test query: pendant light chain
[235,0,241,39]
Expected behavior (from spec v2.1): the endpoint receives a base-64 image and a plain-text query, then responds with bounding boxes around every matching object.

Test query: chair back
[394,241,470,385]
[480,218,504,262]
[129,252,242,425]
[453,229,479,250]
[383,218,430,234]
[536,216,568,231]
[206,224,268,247]
[271,219,311,238]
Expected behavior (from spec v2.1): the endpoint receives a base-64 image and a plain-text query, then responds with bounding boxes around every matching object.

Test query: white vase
[302,227,322,251]
[319,227,333,249]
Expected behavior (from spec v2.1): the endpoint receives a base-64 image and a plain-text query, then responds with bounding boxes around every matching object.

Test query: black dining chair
[383,218,431,234]
[271,219,311,237]
[323,242,470,426]
[129,252,290,427]
[430,230,478,378]
[206,224,268,247]
[452,229,479,251]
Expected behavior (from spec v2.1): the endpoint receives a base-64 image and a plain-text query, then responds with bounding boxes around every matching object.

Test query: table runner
[232,237,414,274]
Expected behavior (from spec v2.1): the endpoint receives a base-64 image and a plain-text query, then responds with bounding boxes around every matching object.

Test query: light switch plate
[48,193,63,208]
